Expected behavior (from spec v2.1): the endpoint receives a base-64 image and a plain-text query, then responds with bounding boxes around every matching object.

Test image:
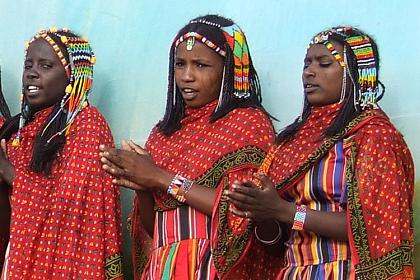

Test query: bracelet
[167,174,194,203]
[254,220,282,245]
[292,204,307,231]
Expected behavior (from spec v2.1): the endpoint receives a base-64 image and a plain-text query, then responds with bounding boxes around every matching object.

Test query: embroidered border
[354,242,413,280]
[212,177,254,275]
[105,253,123,280]
[156,146,266,210]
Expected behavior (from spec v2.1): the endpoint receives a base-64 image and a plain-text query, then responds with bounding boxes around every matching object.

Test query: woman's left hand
[0,139,15,186]
[99,141,171,191]
[226,174,294,223]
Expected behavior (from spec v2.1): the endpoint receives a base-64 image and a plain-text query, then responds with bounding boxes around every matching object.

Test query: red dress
[130,100,275,279]
[1,106,123,279]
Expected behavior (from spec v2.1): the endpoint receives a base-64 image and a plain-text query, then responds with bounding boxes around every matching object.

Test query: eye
[175,61,184,68]
[24,62,32,69]
[196,62,209,68]
[320,62,332,68]
[41,63,53,69]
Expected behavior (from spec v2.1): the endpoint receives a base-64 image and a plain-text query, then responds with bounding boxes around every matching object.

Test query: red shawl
[130,100,274,278]
[214,103,414,279]
[3,106,123,279]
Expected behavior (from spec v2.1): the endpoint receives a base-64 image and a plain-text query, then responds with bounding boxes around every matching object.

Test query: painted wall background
[0,0,419,278]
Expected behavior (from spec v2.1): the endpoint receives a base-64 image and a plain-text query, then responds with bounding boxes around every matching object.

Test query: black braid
[30,30,79,174]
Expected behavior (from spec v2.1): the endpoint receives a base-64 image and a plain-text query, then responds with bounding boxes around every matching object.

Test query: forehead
[175,40,223,61]
[26,38,59,60]
[306,41,344,58]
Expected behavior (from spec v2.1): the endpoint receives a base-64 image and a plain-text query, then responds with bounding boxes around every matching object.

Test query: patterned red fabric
[2,106,123,279]
[346,111,414,279]
[268,103,343,185]
[130,100,274,279]
[217,104,414,279]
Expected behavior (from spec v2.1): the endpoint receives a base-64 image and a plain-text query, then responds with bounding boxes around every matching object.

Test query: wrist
[157,171,174,191]
[276,200,295,224]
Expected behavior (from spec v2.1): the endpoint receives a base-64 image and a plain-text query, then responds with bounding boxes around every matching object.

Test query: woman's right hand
[225,174,294,223]
[99,140,173,192]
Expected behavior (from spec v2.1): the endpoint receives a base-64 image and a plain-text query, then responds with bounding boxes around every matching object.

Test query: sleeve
[10,107,123,279]
[348,120,414,279]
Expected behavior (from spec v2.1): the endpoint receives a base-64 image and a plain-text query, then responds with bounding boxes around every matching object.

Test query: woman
[0,28,123,279]
[100,15,274,279]
[223,26,414,279]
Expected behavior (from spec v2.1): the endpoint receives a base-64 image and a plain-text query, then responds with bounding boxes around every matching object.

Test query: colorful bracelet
[292,204,307,231]
[167,174,194,203]
[254,220,282,245]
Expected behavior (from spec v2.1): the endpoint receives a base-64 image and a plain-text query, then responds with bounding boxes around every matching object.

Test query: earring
[339,48,348,103]
[215,66,226,111]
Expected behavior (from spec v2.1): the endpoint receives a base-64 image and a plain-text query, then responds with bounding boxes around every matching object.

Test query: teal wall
[1,0,419,278]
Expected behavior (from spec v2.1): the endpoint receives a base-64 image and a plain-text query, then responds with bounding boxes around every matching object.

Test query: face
[174,40,224,108]
[23,38,69,112]
[302,42,344,107]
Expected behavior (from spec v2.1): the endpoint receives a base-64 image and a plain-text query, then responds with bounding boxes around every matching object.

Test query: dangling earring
[215,66,226,111]
[339,47,347,103]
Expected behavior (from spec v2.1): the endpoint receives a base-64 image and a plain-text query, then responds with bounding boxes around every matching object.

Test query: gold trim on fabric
[105,253,123,280]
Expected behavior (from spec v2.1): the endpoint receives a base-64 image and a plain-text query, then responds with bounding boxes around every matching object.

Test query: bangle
[167,174,193,203]
[292,204,307,231]
[254,220,282,245]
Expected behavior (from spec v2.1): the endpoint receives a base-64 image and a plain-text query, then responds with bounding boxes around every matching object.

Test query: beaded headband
[174,32,226,56]
[13,27,96,147]
[174,19,252,99]
[309,26,380,110]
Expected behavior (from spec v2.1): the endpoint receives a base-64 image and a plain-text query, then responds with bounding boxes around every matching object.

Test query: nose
[180,65,195,82]
[302,65,315,79]
[25,68,39,80]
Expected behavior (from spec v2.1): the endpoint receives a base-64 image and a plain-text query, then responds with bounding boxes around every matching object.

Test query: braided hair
[0,28,95,174]
[276,26,383,144]
[158,14,265,135]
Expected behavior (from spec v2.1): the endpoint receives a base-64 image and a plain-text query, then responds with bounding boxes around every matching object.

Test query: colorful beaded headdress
[13,27,95,147]
[309,26,381,110]
[173,19,252,99]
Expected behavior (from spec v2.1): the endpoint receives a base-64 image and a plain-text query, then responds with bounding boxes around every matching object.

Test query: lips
[303,83,319,94]
[25,85,42,97]
[180,87,198,100]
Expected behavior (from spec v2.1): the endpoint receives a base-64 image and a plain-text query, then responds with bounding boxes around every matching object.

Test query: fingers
[101,157,126,177]
[113,177,146,191]
[128,140,147,155]
[1,139,7,158]
[99,147,127,167]
[120,140,131,151]
[229,205,249,219]
[254,173,275,190]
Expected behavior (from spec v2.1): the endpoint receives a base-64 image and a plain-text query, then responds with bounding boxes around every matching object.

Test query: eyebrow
[304,55,334,62]
[175,57,213,64]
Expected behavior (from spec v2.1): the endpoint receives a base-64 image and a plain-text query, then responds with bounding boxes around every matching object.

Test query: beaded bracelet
[167,174,194,203]
[292,204,307,231]
[254,220,282,245]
